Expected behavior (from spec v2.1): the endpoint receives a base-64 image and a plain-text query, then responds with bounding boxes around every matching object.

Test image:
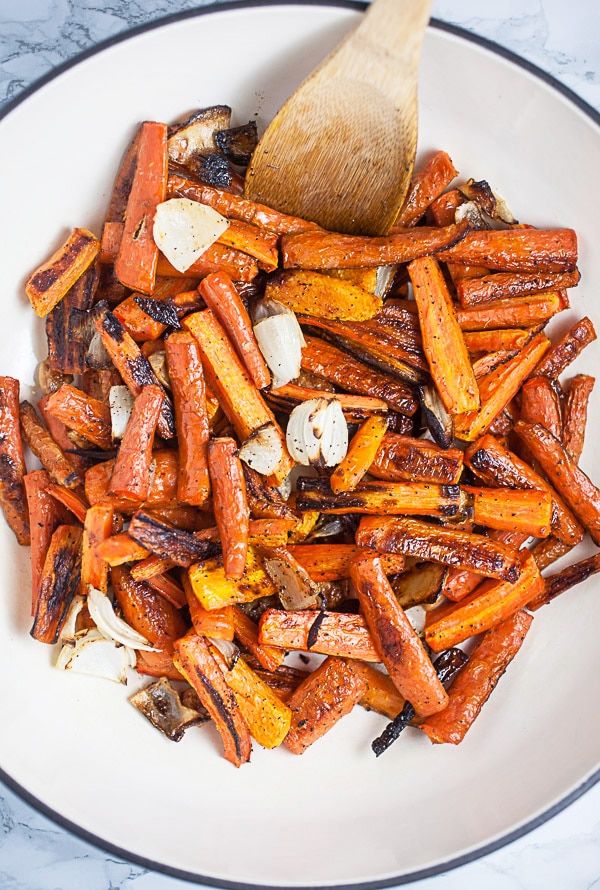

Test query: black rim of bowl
[1,1,599,886]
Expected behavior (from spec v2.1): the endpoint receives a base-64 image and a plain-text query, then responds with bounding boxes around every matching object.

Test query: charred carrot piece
[350,555,448,717]
[85,449,179,511]
[563,375,594,463]
[462,329,533,353]
[212,649,291,749]
[441,530,529,603]
[208,437,249,579]
[167,173,319,234]
[514,421,600,546]
[45,260,99,374]
[134,649,181,682]
[420,610,533,744]
[25,227,100,317]
[94,532,151,566]
[258,608,380,662]
[300,335,418,416]
[198,272,270,389]
[242,465,298,523]
[330,415,388,494]
[464,434,584,547]
[531,316,596,379]
[528,535,573,572]
[346,659,406,720]
[281,221,471,270]
[80,504,114,595]
[114,121,167,294]
[93,307,174,440]
[528,551,600,611]
[0,377,30,544]
[19,400,81,490]
[424,553,543,652]
[184,309,293,481]
[288,544,405,582]
[37,393,89,479]
[129,553,176,581]
[437,228,577,273]
[111,565,187,652]
[455,268,580,307]
[126,511,219,567]
[217,219,279,271]
[369,433,463,485]
[163,331,210,507]
[145,572,187,610]
[453,332,551,441]
[519,376,563,441]
[24,470,70,614]
[395,150,458,228]
[232,606,285,672]
[45,484,88,524]
[265,269,382,322]
[149,505,214,532]
[284,657,367,754]
[99,128,141,264]
[112,276,198,341]
[109,385,163,503]
[156,242,258,282]
[43,383,113,450]
[31,524,83,643]
[356,516,522,583]
[295,476,464,519]
[456,292,568,331]
[173,632,252,767]
[408,256,479,414]
[463,486,552,538]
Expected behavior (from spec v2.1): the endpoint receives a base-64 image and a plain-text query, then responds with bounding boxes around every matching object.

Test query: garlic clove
[238,423,283,476]
[109,385,134,441]
[286,397,348,468]
[153,198,229,273]
[253,300,305,389]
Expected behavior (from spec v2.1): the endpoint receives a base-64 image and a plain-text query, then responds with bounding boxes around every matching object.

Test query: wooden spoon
[244,0,433,235]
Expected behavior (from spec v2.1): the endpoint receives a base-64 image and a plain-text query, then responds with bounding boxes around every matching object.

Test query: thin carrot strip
[164,331,211,507]
[198,271,270,389]
[45,484,89,524]
[0,376,30,544]
[109,385,164,503]
[258,608,380,662]
[531,316,596,379]
[208,437,249,579]
[99,129,141,264]
[395,150,459,228]
[95,533,151,566]
[19,400,81,490]
[30,524,83,644]
[563,375,594,463]
[232,606,285,672]
[25,228,100,317]
[455,268,580,306]
[436,227,578,273]
[330,414,388,493]
[81,504,114,595]
[350,554,448,718]
[24,470,70,615]
[455,292,568,331]
[114,121,168,294]
[43,383,113,450]
[145,572,187,610]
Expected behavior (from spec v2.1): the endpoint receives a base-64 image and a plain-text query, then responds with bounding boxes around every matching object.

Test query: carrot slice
[456,292,568,331]
[94,533,151,566]
[31,524,83,644]
[24,470,71,615]
[463,486,552,538]
[208,437,249,579]
[43,383,113,450]
[563,375,594,463]
[0,376,30,544]
[109,385,164,503]
[368,433,463,485]
[231,606,285,672]
[258,608,379,662]
[347,659,406,720]
[85,449,179,512]
[350,554,448,718]
[455,268,580,306]
[519,376,563,441]
[531,316,596,379]
[81,504,114,595]
[19,400,81,490]
[295,476,463,519]
[111,565,187,652]
[436,228,577,273]
[395,150,458,228]
[330,414,388,493]
[420,610,533,744]
[25,228,100,317]
[288,544,405,581]
[114,121,168,294]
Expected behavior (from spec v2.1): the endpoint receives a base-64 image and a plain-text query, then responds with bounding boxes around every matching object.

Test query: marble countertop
[0,1,599,888]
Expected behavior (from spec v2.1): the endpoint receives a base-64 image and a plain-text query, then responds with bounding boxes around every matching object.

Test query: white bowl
[1,3,599,886]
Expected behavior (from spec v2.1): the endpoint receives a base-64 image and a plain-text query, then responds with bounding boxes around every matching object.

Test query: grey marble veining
[0,1,599,888]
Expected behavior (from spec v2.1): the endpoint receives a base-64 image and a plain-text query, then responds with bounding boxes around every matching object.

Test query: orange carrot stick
[94,533,151,566]
[0,376,30,544]
[455,292,568,331]
[208,437,249,579]
[144,572,187,610]
[198,271,270,389]
[114,121,168,294]
[43,383,113,450]
[232,606,285,672]
[563,375,594,463]
[350,554,448,718]
[519,376,563,440]
[455,268,580,306]
[25,228,100,317]
[164,331,211,507]
[395,150,458,228]
[330,414,388,493]
[436,227,578,273]
[109,384,164,503]
[288,544,406,581]
[19,400,81,490]
[368,433,463,485]
[111,564,187,652]
[85,449,179,511]
[531,315,596,379]
[81,504,114,595]
[45,484,89,524]
[24,470,71,615]
[258,608,380,662]
[30,524,83,643]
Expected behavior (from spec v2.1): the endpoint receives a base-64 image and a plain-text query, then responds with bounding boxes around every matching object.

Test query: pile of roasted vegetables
[1,104,599,765]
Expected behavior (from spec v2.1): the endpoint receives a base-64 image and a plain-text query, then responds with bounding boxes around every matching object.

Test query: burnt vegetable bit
[133,296,182,330]
[130,676,210,741]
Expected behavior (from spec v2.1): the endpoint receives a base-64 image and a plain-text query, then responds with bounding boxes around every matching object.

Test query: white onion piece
[238,423,283,476]
[264,554,320,611]
[253,301,305,389]
[405,605,427,639]
[59,594,86,643]
[375,265,397,298]
[109,385,134,441]
[87,586,157,651]
[86,331,113,370]
[153,198,229,273]
[286,397,348,468]
[211,637,240,669]
[148,350,171,390]
[56,629,136,684]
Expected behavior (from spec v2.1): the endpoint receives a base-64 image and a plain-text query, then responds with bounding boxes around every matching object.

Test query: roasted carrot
[528,535,573,572]
[528,551,600,611]
[217,219,279,270]
[45,260,99,374]
[368,433,463,486]
[280,221,471,270]
[356,516,522,583]
[144,572,187,610]
[85,449,179,511]
[30,524,83,644]
[99,128,141,264]
[111,564,187,652]
[259,608,379,662]
[563,374,594,462]
[519,376,563,441]
[395,150,458,228]
[81,504,114,595]
[462,328,533,353]
[19,400,81,490]
[455,292,568,331]
[265,270,382,322]
[463,486,552,538]
[455,268,580,306]
[109,385,164,503]
[93,306,175,440]
[43,383,113,450]
[114,121,167,294]
[126,511,219,567]
[288,544,405,582]
[284,657,367,754]
[25,228,100,317]
[94,533,151,566]
[181,572,235,640]
[0,377,30,544]
[173,632,252,767]
[198,271,270,389]
[514,421,600,546]
[420,610,533,744]
[330,414,388,493]
[24,470,70,614]
[130,553,176,581]
[436,227,577,273]
[295,476,464,519]
[267,384,389,422]
[531,316,596,379]
[208,437,249,579]
[346,659,406,720]
[424,552,543,652]
[350,554,448,718]
[232,606,285,672]
[156,242,258,282]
